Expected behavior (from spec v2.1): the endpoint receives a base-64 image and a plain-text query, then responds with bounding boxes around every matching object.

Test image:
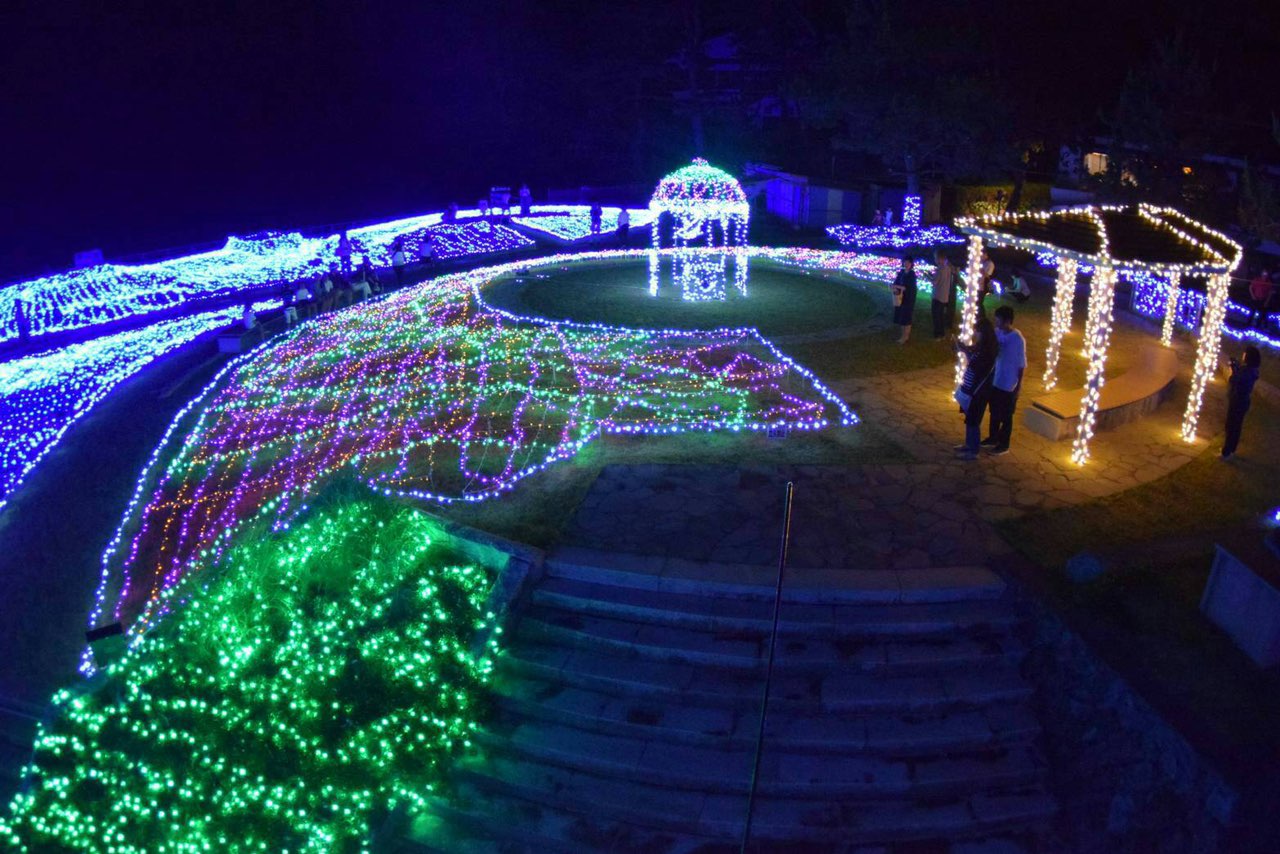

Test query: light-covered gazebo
[953,203,1242,465]
[648,158,750,301]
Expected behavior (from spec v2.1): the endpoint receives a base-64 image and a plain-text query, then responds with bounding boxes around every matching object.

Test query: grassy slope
[998,395,1280,786]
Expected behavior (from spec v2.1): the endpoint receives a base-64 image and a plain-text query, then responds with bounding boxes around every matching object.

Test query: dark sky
[3,0,1277,281]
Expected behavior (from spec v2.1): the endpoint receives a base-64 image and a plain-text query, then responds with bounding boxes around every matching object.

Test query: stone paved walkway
[564,322,1229,570]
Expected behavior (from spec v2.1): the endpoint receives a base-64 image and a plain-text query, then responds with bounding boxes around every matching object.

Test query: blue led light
[0,212,546,343]
[512,206,655,242]
[0,307,268,513]
[827,195,964,250]
[1127,270,1279,350]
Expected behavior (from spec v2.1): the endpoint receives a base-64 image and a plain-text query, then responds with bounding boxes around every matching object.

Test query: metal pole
[740,481,795,853]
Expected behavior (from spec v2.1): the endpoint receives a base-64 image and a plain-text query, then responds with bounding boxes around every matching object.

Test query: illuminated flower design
[90,250,854,637]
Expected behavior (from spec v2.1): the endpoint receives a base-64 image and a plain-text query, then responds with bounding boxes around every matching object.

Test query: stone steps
[494,674,1042,756]
[544,552,1007,604]
[516,608,1024,675]
[474,723,1046,799]
[500,645,1034,713]
[533,574,1025,638]
[406,561,1054,850]
[448,764,1056,847]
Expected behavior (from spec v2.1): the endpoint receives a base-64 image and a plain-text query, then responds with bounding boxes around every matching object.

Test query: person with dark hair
[979,250,995,300]
[336,231,353,275]
[519,184,532,216]
[391,239,407,288]
[417,234,437,267]
[930,250,955,338]
[891,256,918,344]
[983,305,1026,455]
[1007,268,1031,303]
[954,308,998,460]
[590,203,603,235]
[352,255,374,300]
[1222,345,1262,460]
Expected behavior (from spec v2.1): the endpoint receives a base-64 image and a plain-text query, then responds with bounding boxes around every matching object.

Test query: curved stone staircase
[402,551,1056,852]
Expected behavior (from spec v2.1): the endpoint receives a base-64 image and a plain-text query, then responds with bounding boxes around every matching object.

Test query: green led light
[2,494,497,852]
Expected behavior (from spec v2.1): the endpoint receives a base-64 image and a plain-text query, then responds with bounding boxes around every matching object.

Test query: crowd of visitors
[887,247,1036,461]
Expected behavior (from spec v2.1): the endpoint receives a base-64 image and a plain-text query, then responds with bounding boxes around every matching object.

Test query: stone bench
[1023,344,1179,441]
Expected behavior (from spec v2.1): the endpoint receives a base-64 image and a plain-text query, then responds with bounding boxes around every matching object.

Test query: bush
[951,183,1052,217]
[1,494,498,853]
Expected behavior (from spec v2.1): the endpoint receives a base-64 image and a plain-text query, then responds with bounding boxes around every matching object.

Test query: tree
[1101,32,1217,206]
[798,0,1014,192]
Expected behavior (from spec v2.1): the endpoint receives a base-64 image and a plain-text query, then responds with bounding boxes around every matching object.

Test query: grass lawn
[777,321,957,378]
[431,418,908,548]
[482,257,879,337]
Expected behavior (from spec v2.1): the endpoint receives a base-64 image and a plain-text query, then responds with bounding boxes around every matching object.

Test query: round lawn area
[481,256,878,337]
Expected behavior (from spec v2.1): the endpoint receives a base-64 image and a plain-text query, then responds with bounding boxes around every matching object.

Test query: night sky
[4,0,1278,281]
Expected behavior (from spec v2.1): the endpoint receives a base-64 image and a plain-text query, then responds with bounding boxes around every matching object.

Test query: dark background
[3,0,1278,281]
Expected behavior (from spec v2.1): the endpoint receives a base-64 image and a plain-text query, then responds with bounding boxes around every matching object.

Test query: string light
[2,497,499,853]
[1180,272,1231,442]
[0,307,269,512]
[649,159,751,302]
[827,195,965,250]
[1071,265,1117,465]
[958,203,1242,462]
[827,223,963,251]
[957,202,1241,277]
[0,213,544,344]
[953,236,986,393]
[903,195,922,227]
[1042,258,1078,390]
[87,249,857,637]
[1129,270,1279,351]
[511,206,655,242]
[1160,271,1182,346]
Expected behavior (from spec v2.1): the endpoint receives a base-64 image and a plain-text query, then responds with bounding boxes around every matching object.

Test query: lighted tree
[1,493,499,853]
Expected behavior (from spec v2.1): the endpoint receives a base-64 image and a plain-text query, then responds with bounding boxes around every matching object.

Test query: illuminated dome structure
[648,158,750,301]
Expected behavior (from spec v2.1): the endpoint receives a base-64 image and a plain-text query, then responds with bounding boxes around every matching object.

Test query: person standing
[336,231,353,274]
[884,208,894,227]
[980,250,995,300]
[983,305,1026,455]
[1250,269,1272,328]
[391,239,407,288]
[930,251,955,338]
[519,184,533,216]
[872,209,883,226]
[1222,345,1262,459]
[955,308,998,460]
[616,208,631,245]
[891,256,918,345]
[590,203,603,235]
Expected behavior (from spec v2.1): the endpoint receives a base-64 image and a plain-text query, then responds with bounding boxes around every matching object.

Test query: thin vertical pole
[740,481,795,854]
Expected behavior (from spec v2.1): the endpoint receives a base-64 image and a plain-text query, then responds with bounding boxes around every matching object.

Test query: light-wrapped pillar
[1180,272,1230,441]
[1042,257,1078,389]
[1071,265,1117,465]
[953,235,986,393]
[1160,271,1181,346]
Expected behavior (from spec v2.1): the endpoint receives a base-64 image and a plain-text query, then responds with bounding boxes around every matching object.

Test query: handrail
[740,480,795,854]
